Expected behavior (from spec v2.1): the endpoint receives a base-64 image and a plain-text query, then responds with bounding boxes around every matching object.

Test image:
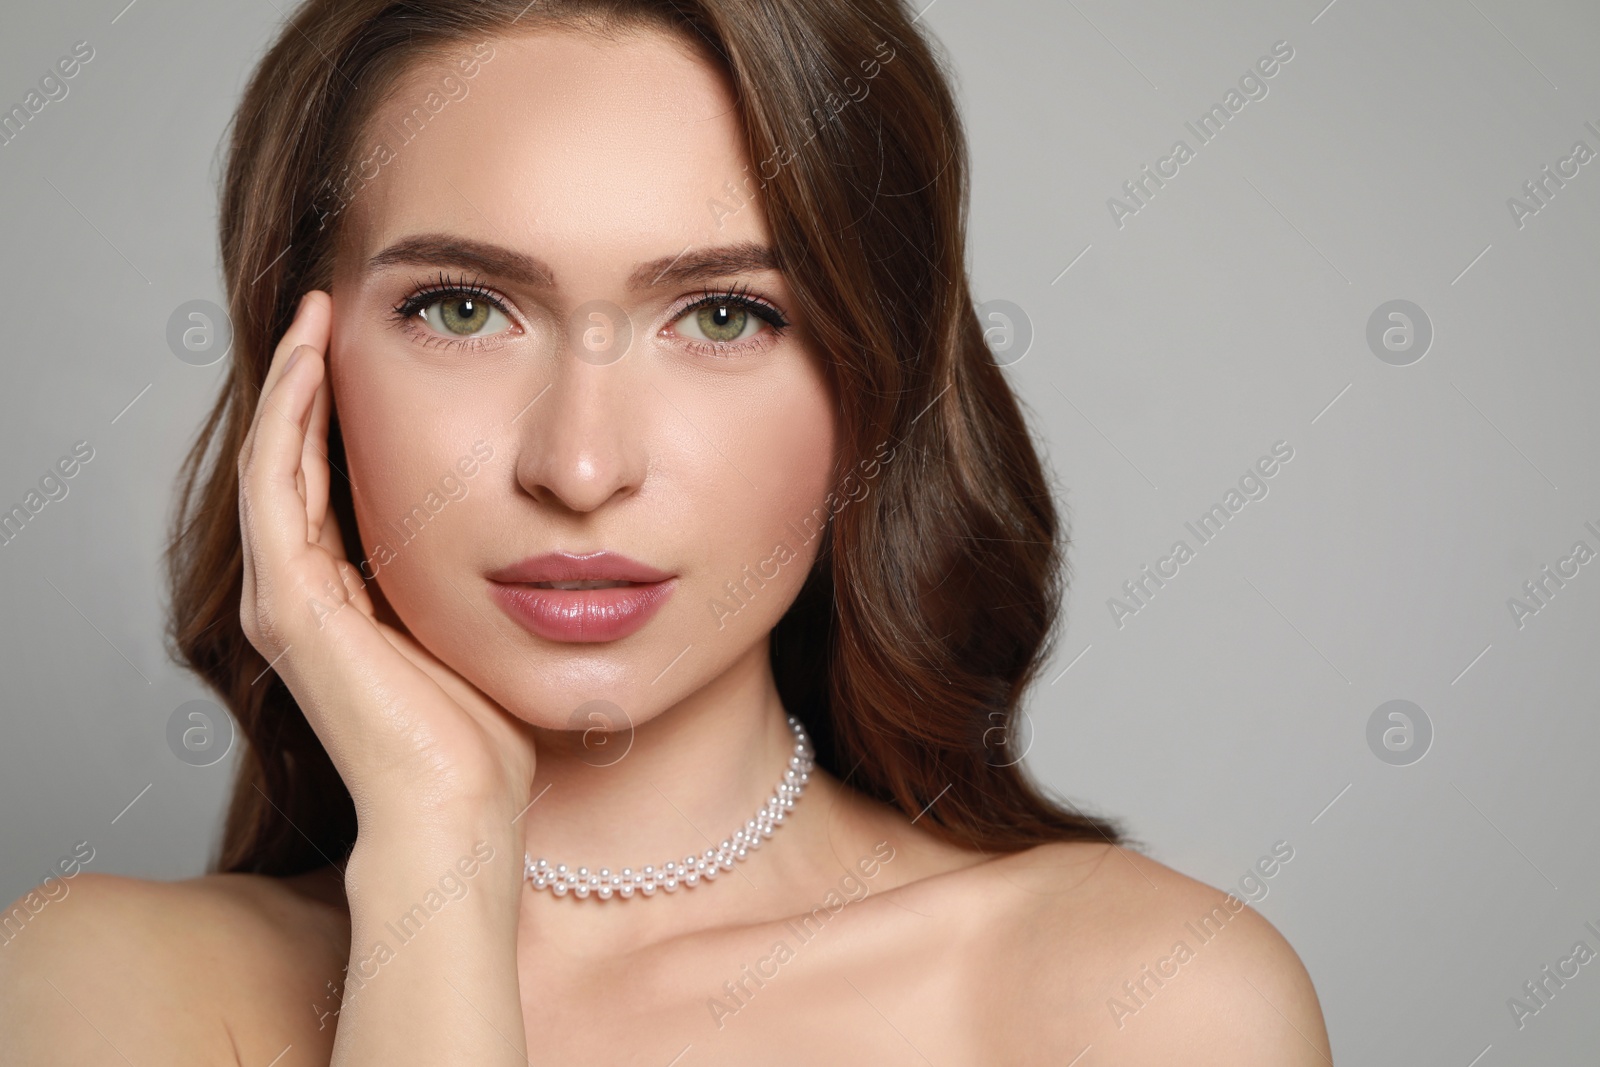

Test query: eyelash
[389,272,791,357]
[673,281,791,358]
[390,273,515,351]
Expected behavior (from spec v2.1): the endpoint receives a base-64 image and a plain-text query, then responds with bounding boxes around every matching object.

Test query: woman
[0,0,1331,1062]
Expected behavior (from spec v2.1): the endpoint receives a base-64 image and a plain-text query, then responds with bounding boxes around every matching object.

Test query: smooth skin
[0,26,1331,1067]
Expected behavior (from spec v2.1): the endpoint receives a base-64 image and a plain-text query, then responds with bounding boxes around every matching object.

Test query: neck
[516,639,799,882]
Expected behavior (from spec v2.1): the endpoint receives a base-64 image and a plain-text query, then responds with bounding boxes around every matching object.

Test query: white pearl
[521,719,814,900]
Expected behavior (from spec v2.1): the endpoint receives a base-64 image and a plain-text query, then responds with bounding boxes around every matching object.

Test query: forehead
[340,26,762,270]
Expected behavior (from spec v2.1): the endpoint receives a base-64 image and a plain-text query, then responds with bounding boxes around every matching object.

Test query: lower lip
[488,579,677,643]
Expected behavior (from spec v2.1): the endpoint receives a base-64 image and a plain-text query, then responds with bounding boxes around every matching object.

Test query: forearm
[331,813,527,1065]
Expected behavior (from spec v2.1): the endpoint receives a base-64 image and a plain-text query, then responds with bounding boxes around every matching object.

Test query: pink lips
[486,550,676,643]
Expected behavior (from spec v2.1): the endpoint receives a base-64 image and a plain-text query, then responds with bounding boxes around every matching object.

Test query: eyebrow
[364,234,780,290]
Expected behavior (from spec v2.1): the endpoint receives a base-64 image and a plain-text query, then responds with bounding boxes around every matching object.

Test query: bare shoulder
[0,866,349,1066]
[959,841,1331,1066]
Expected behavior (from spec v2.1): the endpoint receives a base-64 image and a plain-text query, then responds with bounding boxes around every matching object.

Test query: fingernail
[285,345,306,372]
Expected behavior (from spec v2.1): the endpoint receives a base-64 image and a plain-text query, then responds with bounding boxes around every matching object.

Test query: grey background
[2,0,1597,1062]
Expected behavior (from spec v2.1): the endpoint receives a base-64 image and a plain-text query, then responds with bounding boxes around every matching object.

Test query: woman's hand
[236,290,536,837]
[238,291,535,1062]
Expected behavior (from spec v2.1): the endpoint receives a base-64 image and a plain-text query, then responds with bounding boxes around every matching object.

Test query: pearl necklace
[522,715,815,900]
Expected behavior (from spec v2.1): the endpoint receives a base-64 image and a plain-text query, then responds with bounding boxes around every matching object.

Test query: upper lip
[486,550,674,585]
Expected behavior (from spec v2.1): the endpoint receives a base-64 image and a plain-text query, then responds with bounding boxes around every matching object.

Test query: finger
[303,326,334,456]
[239,291,331,568]
[266,291,332,406]
[240,291,332,472]
[241,342,326,570]
[319,501,377,617]
[299,339,334,535]
[334,558,377,618]
[299,348,371,619]
[375,621,503,717]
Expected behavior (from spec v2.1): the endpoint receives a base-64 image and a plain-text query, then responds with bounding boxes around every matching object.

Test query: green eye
[693,302,751,343]
[423,295,511,337]
[393,277,519,349]
[673,292,788,349]
[438,297,490,335]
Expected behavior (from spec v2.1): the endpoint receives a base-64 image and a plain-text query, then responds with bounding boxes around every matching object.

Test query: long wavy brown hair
[165,0,1125,878]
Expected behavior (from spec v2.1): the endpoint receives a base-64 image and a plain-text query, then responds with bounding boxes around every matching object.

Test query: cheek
[683,359,837,615]
[329,338,490,595]
[760,390,837,531]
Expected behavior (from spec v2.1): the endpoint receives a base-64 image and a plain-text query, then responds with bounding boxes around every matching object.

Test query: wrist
[352,787,523,847]
[346,814,524,901]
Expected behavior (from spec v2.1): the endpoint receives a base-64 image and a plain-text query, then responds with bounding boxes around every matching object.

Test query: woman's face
[326,27,838,731]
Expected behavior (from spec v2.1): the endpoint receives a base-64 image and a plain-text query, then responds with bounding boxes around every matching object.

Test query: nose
[513,350,647,514]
